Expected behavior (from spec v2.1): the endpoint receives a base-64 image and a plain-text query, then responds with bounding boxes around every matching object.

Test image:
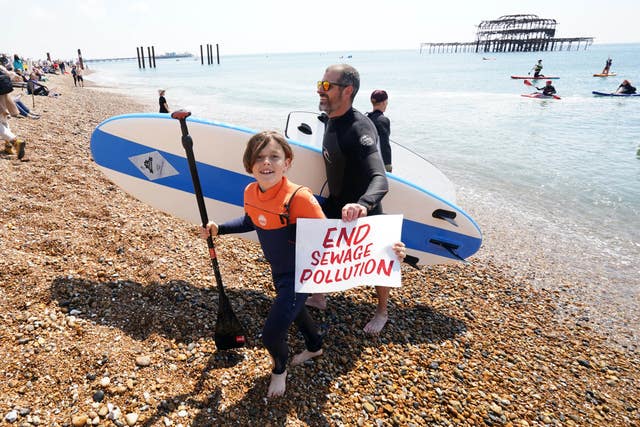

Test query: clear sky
[4,0,639,60]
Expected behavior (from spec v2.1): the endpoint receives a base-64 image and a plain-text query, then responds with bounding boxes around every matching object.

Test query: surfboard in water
[90,113,482,265]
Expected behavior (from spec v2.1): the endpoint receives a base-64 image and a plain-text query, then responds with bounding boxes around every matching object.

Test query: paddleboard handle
[432,209,458,227]
[172,110,246,351]
[297,123,312,135]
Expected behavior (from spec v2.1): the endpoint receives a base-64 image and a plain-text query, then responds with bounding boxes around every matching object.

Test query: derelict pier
[420,14,594,54]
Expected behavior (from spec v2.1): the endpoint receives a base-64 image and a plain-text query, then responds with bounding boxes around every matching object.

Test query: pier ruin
[420,14,593,54]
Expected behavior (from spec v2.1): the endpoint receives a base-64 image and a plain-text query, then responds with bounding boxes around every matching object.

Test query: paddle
[523,80,561,100]
[171,110,246,351]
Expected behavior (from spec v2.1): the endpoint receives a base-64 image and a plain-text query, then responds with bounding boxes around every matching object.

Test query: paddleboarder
[602,57,613,75]
[531,59,543,78]
[616,80,636,94]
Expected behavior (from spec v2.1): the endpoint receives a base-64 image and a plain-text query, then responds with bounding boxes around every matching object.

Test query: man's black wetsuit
[321,107,388,218]
[366,109,392,169]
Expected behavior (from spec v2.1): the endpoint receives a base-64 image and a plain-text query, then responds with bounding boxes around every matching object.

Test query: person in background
[531,59,543,78]
[75,65,84,87]
[616,80,636,94]
[536,80,557,96]
[12,55,24,74]
[158,89,169,113]
[307,63,392,334]
[12,94,40,119]
[0,89,26,159]
[602,57,613,75]
[71,65,78,86]
[366,89,392,172]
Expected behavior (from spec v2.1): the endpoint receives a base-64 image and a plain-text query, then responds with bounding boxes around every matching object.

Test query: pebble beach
[1,74,639,426]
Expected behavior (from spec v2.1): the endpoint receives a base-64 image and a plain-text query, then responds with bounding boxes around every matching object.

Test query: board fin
[429,239,470,264]
[432,209,458,226]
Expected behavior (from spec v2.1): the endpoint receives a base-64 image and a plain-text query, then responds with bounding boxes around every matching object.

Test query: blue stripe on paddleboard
[91,128,252,207]
[402,218,481,260]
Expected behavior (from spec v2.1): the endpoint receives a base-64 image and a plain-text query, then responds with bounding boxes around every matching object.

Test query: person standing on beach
[366,89,392,173]
[531,59,543,78]
[71,65,77,87]
[200,131,326,398]
[0,75,26,160]
[158,89,169,113]
[75,65,84,87]
[306,64,392,335]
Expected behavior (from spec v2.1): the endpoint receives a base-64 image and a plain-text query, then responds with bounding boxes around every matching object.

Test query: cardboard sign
[295,215,403,293]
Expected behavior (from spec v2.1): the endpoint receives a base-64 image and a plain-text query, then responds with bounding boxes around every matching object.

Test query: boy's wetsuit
[366,109,392,170]
[321,107,388,219]
[217,177,324,374]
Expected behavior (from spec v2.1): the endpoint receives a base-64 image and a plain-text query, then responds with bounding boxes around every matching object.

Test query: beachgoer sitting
[27,73,49,96]
[616,80,637,94]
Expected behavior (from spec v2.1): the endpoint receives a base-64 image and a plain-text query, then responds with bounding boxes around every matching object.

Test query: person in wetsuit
[616,80,637,94]
[201,131,325,398]
[536,80,557,96]
[531,59,543,78]
[307,63,392,334]
[366,89,392,172]
[602,57,613,75]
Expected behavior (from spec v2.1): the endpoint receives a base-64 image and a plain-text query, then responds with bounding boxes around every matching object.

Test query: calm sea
[86,44,640,347]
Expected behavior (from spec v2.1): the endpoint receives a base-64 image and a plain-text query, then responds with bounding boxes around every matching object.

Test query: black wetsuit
[321,107,388,218]
[366,109,392,169]
[159,96,169,113]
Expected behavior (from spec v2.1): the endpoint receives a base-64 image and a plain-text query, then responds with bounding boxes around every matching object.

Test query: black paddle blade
[214,290,246,350]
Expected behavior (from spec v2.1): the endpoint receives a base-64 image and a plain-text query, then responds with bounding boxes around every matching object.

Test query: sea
[85,43,640,349]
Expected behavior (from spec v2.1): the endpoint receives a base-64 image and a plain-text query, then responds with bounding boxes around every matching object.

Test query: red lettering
[337,227,355,246]
[322,227,337,248]
[310,251,321,266]
[328,251,343,265]
[377,259,394,276]
[300,269,312,283]
[353,224,371,245]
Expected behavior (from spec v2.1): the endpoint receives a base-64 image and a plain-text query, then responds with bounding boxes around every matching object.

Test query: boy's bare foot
[363,311,388,335]
[305,294,327,310]
[267,371,287,398]
[291,349,323,367]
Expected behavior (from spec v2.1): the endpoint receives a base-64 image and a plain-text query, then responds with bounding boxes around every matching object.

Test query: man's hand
[341,203,367,222]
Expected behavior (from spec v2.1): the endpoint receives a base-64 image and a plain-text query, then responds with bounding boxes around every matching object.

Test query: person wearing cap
[158,89,169,113]
[366,90,392,173]
[535,80,556,96]
[616,80,636,94]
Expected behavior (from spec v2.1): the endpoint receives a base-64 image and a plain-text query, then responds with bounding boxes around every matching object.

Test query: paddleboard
[511,75,560,80]
[593,73,617,77]
[90,113,482,265]
[284,111,457,203]
[521,93,561,100]
[592,91,640,97]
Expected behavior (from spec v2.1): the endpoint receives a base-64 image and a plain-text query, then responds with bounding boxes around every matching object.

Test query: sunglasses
[317,80,346,91]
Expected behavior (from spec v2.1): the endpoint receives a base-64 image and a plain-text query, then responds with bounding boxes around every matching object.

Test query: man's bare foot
[363,312,388,334]
[305,294,327,310]
[267,371,287,398]
[291,349,323,367]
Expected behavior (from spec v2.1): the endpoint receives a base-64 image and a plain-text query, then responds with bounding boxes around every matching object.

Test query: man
[536,80,556,96]
[306,64,391,334]
[366,89,392,172]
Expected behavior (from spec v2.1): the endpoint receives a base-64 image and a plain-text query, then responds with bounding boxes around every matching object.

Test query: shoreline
[1,73,639,426]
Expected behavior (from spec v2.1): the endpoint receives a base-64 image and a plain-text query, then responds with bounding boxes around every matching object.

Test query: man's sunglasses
[317,80,346,91]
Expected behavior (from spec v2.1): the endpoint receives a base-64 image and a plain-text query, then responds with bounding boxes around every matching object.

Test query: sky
[4,0,639,60]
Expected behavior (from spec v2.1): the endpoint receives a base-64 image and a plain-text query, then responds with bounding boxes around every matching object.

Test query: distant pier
[421,14,594,54]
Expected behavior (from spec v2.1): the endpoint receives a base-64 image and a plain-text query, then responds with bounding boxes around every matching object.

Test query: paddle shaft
[172,110,246,350]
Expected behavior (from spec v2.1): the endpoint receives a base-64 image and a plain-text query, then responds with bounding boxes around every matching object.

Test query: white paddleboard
[90,113,482,264]
[284,111,457,203]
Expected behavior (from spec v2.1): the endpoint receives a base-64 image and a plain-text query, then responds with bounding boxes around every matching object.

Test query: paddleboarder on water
[531,59,543,78]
